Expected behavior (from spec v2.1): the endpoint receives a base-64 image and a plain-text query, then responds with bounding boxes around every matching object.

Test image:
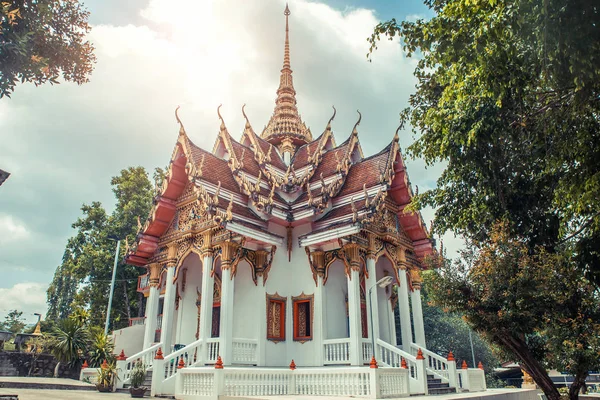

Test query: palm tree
[49,318,90,377]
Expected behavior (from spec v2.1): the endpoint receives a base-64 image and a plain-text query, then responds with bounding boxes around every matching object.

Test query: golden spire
[261,4,312,152]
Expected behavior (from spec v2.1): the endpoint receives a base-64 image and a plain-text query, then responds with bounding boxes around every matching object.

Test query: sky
[0,0,459,325]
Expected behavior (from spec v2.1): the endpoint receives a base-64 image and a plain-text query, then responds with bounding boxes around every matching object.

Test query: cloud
[0,0,461,290]
[0,214,29,242]
[405,13,426,22]
[0,282,49,324]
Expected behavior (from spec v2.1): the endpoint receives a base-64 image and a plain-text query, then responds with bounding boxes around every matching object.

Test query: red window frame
[293,299,312,341]
[267,299,286,341]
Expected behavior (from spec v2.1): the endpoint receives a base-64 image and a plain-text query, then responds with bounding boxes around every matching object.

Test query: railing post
[214,356,224,399]
[447,351,458,389]
[415,349,428,395]
[115,349,127,389]
[174,369,184,397]
[369,359,381,399]
[151,348,165,397]
[461,361,471,392]
[289,361,297,395]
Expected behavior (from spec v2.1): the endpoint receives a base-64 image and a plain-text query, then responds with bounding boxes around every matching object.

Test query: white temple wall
[324,260,349,340]
[175,253,203,346]
[376,256,395,344]
[232,260,258,341]
[261,222,321,366]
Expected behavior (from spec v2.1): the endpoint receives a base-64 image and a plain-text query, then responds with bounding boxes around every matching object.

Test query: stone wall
[0,351,79,379]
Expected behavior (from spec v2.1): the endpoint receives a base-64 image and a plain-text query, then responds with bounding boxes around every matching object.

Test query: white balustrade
[362,340,373,364]
[409,343,451,384]
[128,317,146,327]
[162,338,204,383]
[176,368,216,397]
[376,339,426,395]
[467,369,487,392]
[295,368,372,396]
[224,369,291,396]
[231,338,258,365]
[457,368,486,392]
[174,366,410,399]
[79,368,98,384]
[377,368,410,398]
[323,338,350,364]
[122,342,162,384]
[205,338,220,363]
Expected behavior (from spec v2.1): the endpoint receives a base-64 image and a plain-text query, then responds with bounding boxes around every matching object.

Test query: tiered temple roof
[126,6,433,268]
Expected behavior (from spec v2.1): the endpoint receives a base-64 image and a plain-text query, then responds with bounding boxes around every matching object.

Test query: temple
[105,5,486,399]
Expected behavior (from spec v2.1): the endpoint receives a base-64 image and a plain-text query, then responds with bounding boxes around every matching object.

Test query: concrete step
[0,377,95,391]
[427,378,442,385]
[427,382,451,389]
[428,387,457,395]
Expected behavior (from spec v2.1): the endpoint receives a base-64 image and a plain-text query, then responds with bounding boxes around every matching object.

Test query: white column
[143,263,161,349]
[218,241,237,365]
[220,268,234,364]
[365,256,380,352]
[143,285,160,349]
[313,275,325,366]
[254,250,269,366]
[347,267,362,365]
[199,252,214,343]
[388,300,397,346]
[160,265,177,353]
[411,286,427,348]
[398,268,413,351]
[256,274,267,366]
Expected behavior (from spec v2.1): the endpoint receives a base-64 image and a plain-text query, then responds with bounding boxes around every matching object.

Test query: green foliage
[368,0,600,285]
[0,0,96,98]
[47,166,154,330]
[129,360,146,388]
[87,331,115,368]
[369,1,600,399]
[420,281,500,372]
[48,318,89,366]
[426,223,600,400]
[0,309,26,334]
[96,361,117,390]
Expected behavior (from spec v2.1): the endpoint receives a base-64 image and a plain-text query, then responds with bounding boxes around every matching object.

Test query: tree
[368,0,600,285]
[419,281,500,377]
[426,223,600,400]
[47,166,155,330]
[0,0,96,98]
[1,309,26,334]
[48,318,89,377]
[368,1,600,398]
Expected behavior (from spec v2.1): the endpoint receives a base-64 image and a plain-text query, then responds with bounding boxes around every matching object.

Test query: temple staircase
[426,373,456,395]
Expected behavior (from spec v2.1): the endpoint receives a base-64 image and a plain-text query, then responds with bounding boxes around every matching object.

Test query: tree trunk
[53,361,61,378]
[569,371,588,400]
[496,334,561,400]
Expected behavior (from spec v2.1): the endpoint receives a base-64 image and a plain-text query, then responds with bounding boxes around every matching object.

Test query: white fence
[457,368,487,392]
[376,339,427,395]
[409,343,457,388]
[175,366,409,400]
[79,368,98,384]
[231,338,257,365]
[323,338,350,364]
[119,341,163,385]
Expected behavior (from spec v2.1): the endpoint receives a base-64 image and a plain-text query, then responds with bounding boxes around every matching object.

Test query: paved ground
[0,389,134,399]
[0,377,94,387]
